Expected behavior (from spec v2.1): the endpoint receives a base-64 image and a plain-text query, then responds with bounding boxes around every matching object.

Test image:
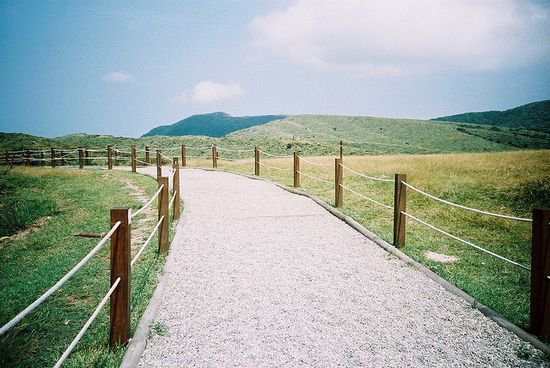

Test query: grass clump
[0,168,58,237]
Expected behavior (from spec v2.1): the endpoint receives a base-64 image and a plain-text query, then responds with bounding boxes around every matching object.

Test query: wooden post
[156,150,162,179]
[60,150,65,166]
[181,145,187,167]
[172,158,181,220]
[85,149,89,166]
[25,149,31,166]
[531,208,550,338]
[212,145,218,168]
[51,148,56,168]
[114,149,119,166]
[4,151,8,166]
[339,140,343,160]
[293,152,300,188]
[335,158,343,208]
[107,145,113,170]
[40,151,44,166]
[78,148,84,169]
[109,207,131,348]
[145,146,150,164]
[254,147,260,176]
[9,153,13,169]
[131,145,137,173]
[393,174,407,247]
[158,177,169,252]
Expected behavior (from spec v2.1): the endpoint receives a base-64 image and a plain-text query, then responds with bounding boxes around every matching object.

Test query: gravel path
[137,168,545,367]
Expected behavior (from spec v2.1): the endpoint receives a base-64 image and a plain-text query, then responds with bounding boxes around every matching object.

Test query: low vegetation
[0,167,169,367]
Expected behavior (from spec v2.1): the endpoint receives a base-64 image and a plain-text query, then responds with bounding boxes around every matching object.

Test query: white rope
[216,146,255,153]
[402,182,532,222]
[297,170,332,185]
[183,155,208,159]
[186,145,214,151]
[0,221,121,336]
[131,185,164,220]
[261,150,293,158]
[84,149,105,153]
[131,217,164,267]
[135,159,153,166]
[83,157,109,160]
[298,156,333,167]
[401,211,530,271]
[258,162,292,172]
[341,164,394,183]
[169,192,177,209]
[341,185,393,210]
[53,277,121,368]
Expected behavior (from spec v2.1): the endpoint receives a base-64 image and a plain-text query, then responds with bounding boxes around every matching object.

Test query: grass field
[0,167,171,367]
[202,149,550,330]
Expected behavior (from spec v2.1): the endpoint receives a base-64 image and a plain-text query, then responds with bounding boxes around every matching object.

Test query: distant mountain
[142,112,287,137]
[432,100,550,132]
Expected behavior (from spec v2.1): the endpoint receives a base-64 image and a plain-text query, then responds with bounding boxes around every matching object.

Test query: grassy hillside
[2,113,550,155]
[141,112,286,137]
[228,115,550,154]
[433,100,550,132]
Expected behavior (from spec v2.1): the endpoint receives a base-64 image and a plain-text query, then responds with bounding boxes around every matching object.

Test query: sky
[1,0,549,138]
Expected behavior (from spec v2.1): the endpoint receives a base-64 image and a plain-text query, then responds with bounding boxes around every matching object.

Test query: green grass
[211,149,550,330]
[0,168,58,237]
[0,167,172,367]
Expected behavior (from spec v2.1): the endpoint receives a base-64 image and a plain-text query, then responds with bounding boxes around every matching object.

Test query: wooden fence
[2,143,549,342]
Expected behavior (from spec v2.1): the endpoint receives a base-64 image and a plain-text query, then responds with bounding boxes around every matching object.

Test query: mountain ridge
[432,100,550,132]
[142,112,287,137]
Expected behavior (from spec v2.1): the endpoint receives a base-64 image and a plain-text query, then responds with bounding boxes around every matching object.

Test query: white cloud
[189,81,243,103]
[250,0,550,76]
[103,71,134,82]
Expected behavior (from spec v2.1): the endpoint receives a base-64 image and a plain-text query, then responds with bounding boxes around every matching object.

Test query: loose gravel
[137,168,546,367]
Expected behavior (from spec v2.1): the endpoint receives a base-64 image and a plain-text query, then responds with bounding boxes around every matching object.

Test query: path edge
[197,167,550,355]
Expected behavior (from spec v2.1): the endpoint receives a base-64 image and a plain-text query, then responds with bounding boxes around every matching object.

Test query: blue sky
[1,0,549,138]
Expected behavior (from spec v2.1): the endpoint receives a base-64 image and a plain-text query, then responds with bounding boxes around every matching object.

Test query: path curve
[137,168,542,367]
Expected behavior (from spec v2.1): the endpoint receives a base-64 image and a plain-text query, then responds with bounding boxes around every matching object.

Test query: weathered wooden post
[51,148,56,168]
[339,140,343,160]
[114,149,119,167]
[172,158,181,220]
[181,144,187,167]
[145,146,150,164]
[60,150,65,166]
[531,208,550,339]
[40,151,44,166]
[107,145,113,170]
[78,148,84,169]
[158,177,169,252]
[4,151,8,166]
[131,145,137,173]
[85,149,89,166]
[393,174,407,247]
[212,145,218,168]
[335,158,343,208]
[109,207,130,348]
[293,152,300,188]
[24,149,30,166]
[156,150,162,179]
[255,147,260,176]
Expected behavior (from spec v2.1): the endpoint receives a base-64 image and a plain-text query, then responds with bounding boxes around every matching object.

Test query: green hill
[228,114,550,155]
[432,100,550,132]
[2,114,550,156]
[142,112,286,137]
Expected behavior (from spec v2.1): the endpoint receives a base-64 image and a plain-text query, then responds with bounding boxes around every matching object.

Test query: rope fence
[3,140,549,341]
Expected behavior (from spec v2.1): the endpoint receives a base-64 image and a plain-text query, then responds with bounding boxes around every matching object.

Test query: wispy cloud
[103,71,134,82]
[250,0,550,76]
[180,81,243,104]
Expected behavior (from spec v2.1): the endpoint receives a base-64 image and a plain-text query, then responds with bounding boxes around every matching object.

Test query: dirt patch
[424,250,459,263]
[0,216,52,250]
